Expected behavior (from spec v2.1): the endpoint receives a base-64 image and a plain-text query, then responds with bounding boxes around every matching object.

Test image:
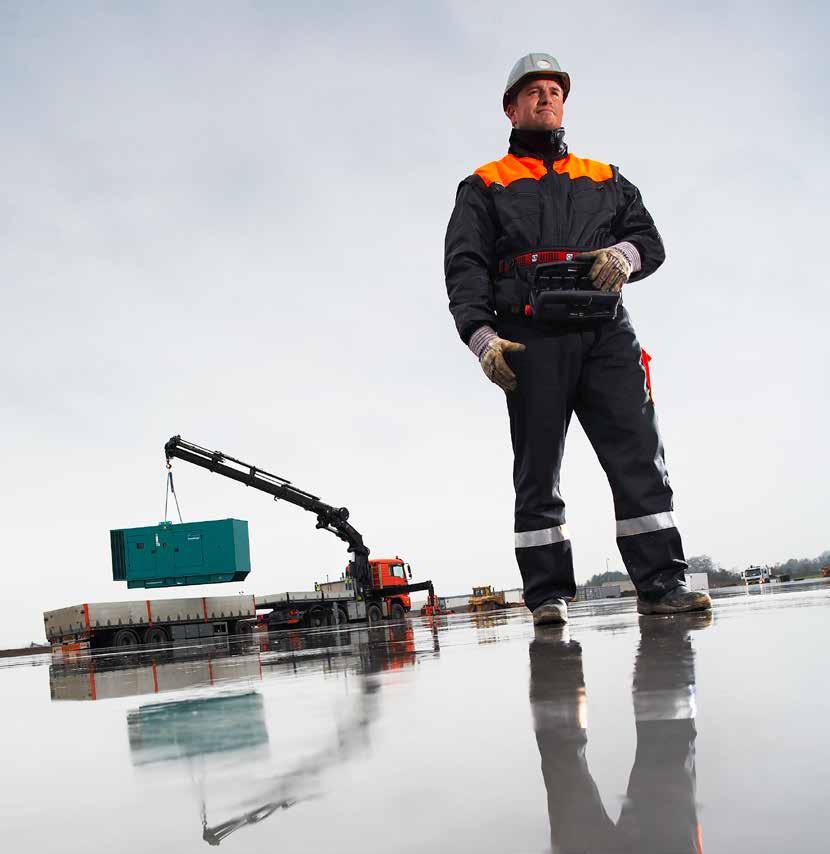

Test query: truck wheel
[389,603,405,621]
[143,626,169,646]
[305,608,326,629]
[326,606,349,627]
[366,604,383,626]
[113,628,140,648]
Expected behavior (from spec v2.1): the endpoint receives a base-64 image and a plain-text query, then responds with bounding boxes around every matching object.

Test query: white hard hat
[503,53,571,109]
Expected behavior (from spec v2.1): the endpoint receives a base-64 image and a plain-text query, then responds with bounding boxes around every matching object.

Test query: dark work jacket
[444,128,666,344]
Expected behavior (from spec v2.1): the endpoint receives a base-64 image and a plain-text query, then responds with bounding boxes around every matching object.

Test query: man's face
[505,77,565,131]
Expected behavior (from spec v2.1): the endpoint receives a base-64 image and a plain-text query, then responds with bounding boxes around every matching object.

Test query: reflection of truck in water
[43,437,434,651]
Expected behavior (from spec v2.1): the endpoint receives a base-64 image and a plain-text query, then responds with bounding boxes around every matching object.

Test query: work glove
[579,246,633,293]
[471,327,526,392]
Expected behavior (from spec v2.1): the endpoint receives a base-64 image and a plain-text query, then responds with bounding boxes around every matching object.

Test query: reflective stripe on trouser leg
[516,524,570,548]
[616,511,676,538]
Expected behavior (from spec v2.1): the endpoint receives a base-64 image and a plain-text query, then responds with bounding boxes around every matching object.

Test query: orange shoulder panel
[474,154,547,188]
[553,154,613,183]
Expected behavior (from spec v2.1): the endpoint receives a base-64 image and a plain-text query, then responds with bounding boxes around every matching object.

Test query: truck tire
[113,628,140,648]
[143,626,169,646]
[389,603,405,621]
[326,606,349,627]
[366,604,383,626]
[305,607,326,629]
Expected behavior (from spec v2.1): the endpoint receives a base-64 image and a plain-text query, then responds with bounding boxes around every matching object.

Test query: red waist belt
[498,249,582,275]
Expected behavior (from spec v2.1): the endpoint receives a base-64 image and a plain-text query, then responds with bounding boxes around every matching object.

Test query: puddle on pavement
[2,582,829,853]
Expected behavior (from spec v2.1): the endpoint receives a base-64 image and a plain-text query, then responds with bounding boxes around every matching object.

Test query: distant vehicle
[742,565,771,585]
[468,585,508,613]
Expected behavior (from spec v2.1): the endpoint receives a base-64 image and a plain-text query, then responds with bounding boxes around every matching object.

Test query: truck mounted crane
[42,437,436,650]
[164,436,436,628]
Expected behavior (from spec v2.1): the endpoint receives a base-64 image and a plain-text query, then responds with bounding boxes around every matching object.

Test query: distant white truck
[741,565,771,585]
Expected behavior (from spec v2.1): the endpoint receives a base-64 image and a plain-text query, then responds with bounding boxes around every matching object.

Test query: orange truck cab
[368,557,413,613]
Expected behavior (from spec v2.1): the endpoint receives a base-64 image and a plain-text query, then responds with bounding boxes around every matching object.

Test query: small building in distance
[685,572,710,591]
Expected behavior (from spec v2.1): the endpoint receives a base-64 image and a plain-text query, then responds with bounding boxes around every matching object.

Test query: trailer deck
[44,585,400,651]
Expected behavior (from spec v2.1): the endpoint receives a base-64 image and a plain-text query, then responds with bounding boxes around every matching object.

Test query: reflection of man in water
[529,616,708,853]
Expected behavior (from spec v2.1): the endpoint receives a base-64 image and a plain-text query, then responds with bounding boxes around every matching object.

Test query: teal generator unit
[110,519,251,589]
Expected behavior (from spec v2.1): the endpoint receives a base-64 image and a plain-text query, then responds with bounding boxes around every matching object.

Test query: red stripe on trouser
[641,349,653,401]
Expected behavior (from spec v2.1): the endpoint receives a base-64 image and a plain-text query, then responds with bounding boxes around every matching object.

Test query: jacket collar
[508,127,568,164]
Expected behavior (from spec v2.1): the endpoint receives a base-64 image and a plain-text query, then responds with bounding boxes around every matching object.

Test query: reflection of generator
[742,565,771,585]
[525,259,621,323]
[128,692,268,764]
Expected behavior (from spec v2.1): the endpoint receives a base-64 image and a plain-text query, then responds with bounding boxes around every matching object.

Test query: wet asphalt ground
[2,581,829,853]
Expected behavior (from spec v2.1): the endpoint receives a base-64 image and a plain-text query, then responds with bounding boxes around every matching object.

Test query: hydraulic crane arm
[202,800,296,846]
[164,436,371,589]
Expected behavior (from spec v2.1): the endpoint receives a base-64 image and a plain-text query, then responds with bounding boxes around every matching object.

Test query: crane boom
[163,436,371,589]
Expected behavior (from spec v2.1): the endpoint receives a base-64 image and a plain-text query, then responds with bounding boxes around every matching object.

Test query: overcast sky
[2,1,828,645]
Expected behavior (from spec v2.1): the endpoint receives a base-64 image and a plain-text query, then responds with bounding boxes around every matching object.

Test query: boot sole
[533,611,568,626]
[637,597,712,616]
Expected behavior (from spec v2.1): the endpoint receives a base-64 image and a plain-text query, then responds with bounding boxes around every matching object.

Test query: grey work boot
[532,598,568,626]
[637,584,712,616]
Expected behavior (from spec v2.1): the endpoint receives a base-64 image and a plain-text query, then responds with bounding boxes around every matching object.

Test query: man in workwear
[444,53,712,625]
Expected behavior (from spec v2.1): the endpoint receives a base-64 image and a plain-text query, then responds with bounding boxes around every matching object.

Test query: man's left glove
[579,246,633,293]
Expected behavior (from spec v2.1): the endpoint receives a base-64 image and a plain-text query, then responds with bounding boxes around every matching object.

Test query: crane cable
[164,463,184,524]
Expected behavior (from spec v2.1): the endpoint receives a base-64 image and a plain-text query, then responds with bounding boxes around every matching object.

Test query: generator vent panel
[110,530,127,581]
[109,519,251,589]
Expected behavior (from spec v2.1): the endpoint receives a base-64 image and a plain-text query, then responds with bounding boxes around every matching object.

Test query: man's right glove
[469,326,526,392]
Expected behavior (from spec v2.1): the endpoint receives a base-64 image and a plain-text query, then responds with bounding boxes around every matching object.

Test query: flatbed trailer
[44,595,258,652]
[43,585,419,651]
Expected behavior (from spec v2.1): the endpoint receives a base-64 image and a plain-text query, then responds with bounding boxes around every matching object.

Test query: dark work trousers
[498,306,688,610]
